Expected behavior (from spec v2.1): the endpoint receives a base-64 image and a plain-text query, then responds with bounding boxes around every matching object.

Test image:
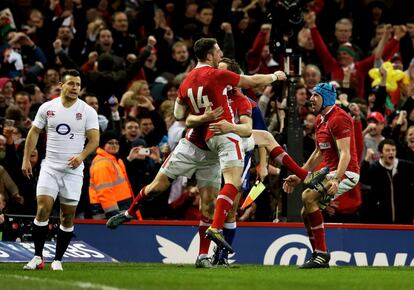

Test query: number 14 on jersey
[187,87,212,113]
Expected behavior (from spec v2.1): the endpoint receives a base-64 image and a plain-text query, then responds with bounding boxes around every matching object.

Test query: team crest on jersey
[46,110,55,118]
[76,113,82,120]
[319,142,331,149]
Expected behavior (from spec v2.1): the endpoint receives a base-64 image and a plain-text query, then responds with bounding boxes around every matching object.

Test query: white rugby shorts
[327,170,360,199]
[37,164,83,206]
[241,135,255,153]
[160,138,221,189]
[207,133,245,170]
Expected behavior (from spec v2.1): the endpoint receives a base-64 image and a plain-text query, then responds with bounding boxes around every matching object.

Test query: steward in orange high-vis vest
[89,131,142,220]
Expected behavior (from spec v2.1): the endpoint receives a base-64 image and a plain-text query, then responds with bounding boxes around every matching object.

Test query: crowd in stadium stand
[0,0,413,225]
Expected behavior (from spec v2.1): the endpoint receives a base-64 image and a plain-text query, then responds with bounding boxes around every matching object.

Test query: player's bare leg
[252,130,329,187]
[106,172,170,229]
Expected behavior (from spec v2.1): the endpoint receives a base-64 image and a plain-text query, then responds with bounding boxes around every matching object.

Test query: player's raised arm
[238,70,287,89]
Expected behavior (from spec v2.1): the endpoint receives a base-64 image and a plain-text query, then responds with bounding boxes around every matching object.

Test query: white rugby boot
[23,256,44,270]
[51,260,63,271]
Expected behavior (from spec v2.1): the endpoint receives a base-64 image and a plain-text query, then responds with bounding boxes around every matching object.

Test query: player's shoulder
[77,98,94,111]
[332,106,352,121]
[38,97,60,110]
[76,98,89,108]
[196,66,221,78]
[80,99,99,119]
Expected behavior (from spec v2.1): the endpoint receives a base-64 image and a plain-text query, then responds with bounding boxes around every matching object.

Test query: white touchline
[1,274,130,290]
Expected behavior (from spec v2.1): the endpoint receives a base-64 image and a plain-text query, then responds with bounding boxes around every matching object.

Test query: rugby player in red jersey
[106,37,286,260]
[174,38,287,253]
[187,57,329,266]
[283,82,360,268]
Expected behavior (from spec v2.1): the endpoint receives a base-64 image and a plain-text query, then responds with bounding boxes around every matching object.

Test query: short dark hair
[162,81,178,98]
[124,116,139,127]
[197,2,214,13]
[219,57,241,74]
[61,69,80,82]
[194,38,217,61]
[82,92,97,99]
[138,112,152,123]
[295,83,306,92]
[378,139,396,153]
[22,84,36,95]
[15,91,31,99]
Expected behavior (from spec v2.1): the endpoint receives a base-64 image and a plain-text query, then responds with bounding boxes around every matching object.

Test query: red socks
[269,147,308,180]
[211,184,238,229]
[307,209,327,252]
[198,216,212,256]
[127,186,146,216]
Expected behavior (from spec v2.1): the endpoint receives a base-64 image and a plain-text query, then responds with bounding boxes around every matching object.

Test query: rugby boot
[211,246,222,265]
[106,211,131,229]
[205,227,234,254]
[23,256,44,270]
[299,252,330,269]
[304,166,330,190]
[195,257,214,268]
[303,252,317,264]
[216,258,230,267]
[51,260,63,271]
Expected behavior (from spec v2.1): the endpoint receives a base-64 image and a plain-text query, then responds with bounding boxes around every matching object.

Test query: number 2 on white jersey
[187,86,211,113]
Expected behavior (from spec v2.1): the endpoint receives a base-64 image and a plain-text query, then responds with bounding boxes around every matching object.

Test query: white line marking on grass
[2,274,130,290]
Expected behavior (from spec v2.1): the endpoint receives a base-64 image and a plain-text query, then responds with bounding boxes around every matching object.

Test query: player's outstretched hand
[282,175,301,193]
[274,71,287,81]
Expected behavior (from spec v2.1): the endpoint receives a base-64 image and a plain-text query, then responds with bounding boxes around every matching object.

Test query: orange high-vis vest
[89,148,141,219]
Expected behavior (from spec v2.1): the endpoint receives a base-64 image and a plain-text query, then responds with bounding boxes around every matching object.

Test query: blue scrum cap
[312,83,337,108]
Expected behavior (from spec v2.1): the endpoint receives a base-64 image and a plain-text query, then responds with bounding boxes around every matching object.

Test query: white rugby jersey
[33,97,99,173]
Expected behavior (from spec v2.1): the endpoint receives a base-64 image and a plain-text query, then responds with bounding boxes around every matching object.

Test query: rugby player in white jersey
[22,69,99,271]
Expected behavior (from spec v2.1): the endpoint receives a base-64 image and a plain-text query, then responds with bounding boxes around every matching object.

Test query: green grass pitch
[1,263,413,290]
